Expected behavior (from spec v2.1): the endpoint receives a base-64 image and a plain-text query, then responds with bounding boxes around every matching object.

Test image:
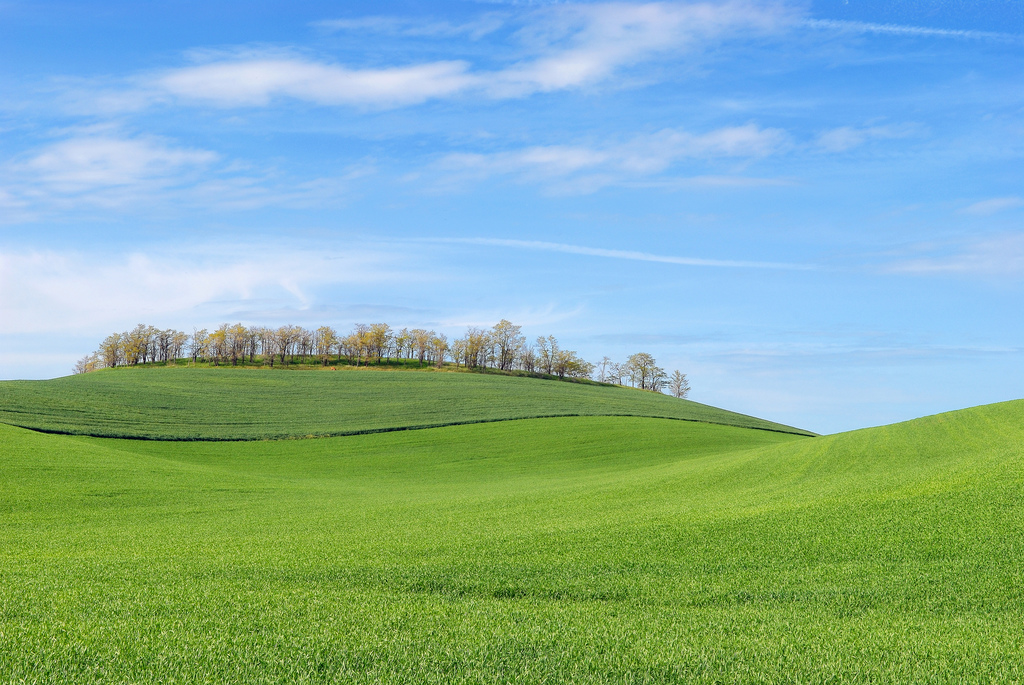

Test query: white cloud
[814,123,918,153]
[89,2,791,111]
[960,197,1023,216]
[432,123,789,191]
[488,1,791,97]
[158,58,476,108]
[0,245,408,335]
[22,133,216,193]
[1,131,371,214]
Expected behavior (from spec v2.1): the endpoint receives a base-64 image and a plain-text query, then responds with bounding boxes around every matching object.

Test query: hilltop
[0,365,814,440]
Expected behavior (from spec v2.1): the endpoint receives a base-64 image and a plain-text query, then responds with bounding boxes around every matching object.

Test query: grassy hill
[0,365,813,439]
[2,383,1024,682]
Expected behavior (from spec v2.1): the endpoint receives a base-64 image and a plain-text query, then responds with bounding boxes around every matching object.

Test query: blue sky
[1,0,1022,433]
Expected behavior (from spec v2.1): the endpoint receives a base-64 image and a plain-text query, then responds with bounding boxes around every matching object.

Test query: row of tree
[75,320,690,397]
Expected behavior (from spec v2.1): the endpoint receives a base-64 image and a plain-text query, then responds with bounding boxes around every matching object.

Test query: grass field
[2,367,1023,683]
[0,366,812,439]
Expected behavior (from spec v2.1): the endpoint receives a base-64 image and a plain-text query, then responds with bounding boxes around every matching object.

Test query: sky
[1,0,1022,434]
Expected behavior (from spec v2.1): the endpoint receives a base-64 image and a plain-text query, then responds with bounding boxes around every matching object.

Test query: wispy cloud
[78,2,792,112]
[803,18,1022,43]
[430,123,790,192]
[1,129,372,215]
[884,234,1024,277]
[20,131,216,194]
[0,245,411,335]
[484,0,792,97]
[960,196,1023,216]
[814,123,919,153]
[314,14,507,40]
[438,302,586,330]
[157,58,476,108]
[438,237,814,270]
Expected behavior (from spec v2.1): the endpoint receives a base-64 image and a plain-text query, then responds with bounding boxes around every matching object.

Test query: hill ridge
[0,366,815,440]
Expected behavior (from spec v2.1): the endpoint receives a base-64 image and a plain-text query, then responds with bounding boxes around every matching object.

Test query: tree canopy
[77,320,690,397]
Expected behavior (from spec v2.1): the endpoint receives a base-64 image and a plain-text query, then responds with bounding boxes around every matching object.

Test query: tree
[190,329,208,364]
[315,326,338,365]
[122,324,150,366]
[625,352,666,391]
[242,327,260,363]
[394,328,412,361]
[519,344,537,372]
[228,323,247,365]
[430,333,449,367]
[367,323,392,362]
[668,370,690,399]
[171,331,189,364]
[461,328,490,368]
[536,335,558,375]
[73,354,99,374]
[411,328,433,366]
[208,326,228,365]
[491,319,523,371]
[553,349,594,379]
[98,332,122,368]
[449,337,467,369]
[275,325,302,364]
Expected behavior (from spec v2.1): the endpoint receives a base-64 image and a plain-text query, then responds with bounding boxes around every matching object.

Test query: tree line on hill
[74,320,690,397]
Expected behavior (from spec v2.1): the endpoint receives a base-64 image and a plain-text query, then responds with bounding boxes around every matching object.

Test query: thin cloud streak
[884,234,1024,277]
[960,197,1023,216]
[441,237,815,270]
[429,124,791,192]
[803,18,1023,42]
[313,15,507,40]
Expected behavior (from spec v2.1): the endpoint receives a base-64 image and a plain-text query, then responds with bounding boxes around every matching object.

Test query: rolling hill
[1,368,1022,682]
[0,365,813,439]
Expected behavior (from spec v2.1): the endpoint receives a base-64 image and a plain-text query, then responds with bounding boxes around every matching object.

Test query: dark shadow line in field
[0,413,818,442]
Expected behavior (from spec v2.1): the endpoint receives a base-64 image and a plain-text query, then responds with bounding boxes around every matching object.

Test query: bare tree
[189,329,208,364]
[73,354,99,374]
[449,337,467,368]
[519,344,537,372]
[668,370,690,399]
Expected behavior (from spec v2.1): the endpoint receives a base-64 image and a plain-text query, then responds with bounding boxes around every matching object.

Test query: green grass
[2,394,1024,683]
[0,366,813,439]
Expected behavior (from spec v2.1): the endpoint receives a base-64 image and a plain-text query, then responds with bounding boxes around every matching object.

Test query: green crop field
[2,368,1023,683]
[0,366,812,439]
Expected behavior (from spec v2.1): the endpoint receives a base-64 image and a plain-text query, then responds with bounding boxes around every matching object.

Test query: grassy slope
[3,401,1024,682]
[0,366,813,439]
